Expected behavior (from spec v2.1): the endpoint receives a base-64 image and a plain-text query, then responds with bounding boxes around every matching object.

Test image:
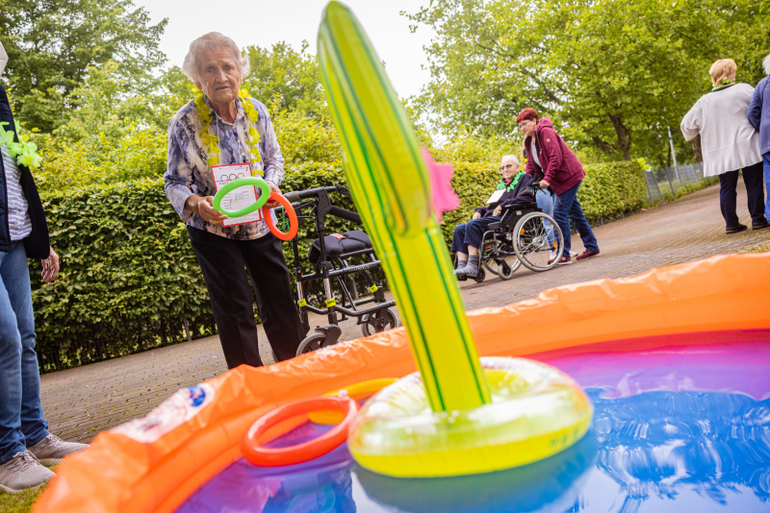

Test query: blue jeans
[764,153,770,221]
[450,216,502,254]
[554,182,599,254]
[536,189,556,245]
[0,242,48,464]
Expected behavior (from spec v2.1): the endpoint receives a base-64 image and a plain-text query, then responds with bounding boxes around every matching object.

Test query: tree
[33,61,167,191]
[0,0,167,133]
[241,41,326,117]
[406,0,770,165]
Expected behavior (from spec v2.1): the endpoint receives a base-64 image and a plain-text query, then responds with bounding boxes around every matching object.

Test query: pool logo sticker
[111,384,215,443]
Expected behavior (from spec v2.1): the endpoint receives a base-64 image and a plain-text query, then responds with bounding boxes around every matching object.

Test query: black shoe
[752,220,769,230]
[725,224,748,234]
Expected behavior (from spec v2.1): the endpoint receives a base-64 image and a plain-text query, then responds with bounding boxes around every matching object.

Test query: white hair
[501,154,520,167]
[182,32,250,84]
[764,53,770,75]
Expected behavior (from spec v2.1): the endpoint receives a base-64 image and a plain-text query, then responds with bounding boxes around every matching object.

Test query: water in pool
[177,332,770,512]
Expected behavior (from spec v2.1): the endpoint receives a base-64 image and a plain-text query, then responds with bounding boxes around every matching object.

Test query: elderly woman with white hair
[681,58,767,234]
[747,53,770,222]
[164,32,306,369]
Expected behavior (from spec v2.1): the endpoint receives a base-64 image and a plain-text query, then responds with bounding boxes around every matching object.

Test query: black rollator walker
[282,186,399,356]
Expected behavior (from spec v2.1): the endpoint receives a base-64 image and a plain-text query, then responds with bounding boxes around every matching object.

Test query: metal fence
[643,163,708,201]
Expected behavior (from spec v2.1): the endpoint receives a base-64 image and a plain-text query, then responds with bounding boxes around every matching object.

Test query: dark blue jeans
[450,216,501,254]
[719,161,765,229]
[0,241,49,464]
[554,182,599,254]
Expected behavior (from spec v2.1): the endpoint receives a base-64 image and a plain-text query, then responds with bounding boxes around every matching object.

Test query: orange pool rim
[33,254,770,513]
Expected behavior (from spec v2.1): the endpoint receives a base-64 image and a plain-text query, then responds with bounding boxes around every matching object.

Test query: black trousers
[719,161,766,229]
[187,227,307,369]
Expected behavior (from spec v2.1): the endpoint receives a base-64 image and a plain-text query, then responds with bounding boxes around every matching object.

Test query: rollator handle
[284,186,343,203]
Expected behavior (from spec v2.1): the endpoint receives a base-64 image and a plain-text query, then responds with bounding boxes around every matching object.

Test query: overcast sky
[132,0,435,100]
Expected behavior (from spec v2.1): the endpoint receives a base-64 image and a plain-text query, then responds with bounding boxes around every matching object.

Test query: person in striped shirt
[0,47,87,493]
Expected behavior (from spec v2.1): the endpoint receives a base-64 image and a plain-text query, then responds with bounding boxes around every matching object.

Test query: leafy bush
[31,163,360,372]
[31,159,646,371]
[31,179,215,371]
[578,161,648,222]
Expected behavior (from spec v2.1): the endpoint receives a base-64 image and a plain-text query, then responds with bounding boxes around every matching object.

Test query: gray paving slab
[39,181,770,443]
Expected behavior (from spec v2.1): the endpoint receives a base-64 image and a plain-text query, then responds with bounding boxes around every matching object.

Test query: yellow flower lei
[195,91,263,176]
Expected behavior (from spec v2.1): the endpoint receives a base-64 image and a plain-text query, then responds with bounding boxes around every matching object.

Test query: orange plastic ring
[241,396,358,467]
[262,192,299,241]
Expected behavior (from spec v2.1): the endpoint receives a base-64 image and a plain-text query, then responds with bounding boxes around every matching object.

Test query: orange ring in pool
[309,378,399,425]
[262,192,298,241]
[241,396,358,467]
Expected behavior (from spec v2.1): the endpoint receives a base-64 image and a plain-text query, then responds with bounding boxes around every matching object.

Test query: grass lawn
[0,467,53,513]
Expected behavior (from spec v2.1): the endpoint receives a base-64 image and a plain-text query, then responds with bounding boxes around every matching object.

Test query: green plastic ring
[213,177,271,218]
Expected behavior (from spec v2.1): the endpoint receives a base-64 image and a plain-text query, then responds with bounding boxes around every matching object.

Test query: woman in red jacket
[517,108,600,264]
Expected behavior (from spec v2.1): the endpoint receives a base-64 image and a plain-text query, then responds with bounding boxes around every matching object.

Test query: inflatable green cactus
[317,1,592,478]
[317,1,490,413]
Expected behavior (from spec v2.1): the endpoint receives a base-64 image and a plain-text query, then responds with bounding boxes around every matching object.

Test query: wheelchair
[456,185,565,283]
[282,186,399,356]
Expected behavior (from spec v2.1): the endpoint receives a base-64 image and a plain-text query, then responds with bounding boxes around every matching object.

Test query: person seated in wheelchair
[452,155,535,278]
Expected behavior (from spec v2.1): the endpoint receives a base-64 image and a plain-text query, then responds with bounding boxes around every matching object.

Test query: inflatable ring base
[348,357,592,478]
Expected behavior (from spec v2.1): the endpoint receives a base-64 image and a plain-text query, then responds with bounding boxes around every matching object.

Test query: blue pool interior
[177,331,770,513]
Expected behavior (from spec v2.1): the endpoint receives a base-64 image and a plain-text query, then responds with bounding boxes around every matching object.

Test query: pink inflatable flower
[421,147,460,223]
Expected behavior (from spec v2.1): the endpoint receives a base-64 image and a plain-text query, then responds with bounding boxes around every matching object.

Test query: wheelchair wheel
[490,257,519,280]
[472,266,486,283]
[513,212,564,272]
[296,333,329,356]
[361,308,399,337]
[481,240,520,280]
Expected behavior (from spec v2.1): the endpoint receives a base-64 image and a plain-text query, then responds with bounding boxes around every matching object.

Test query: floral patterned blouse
[164,95,284,240]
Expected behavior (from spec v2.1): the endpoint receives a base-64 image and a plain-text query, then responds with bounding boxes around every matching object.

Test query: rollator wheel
[296,333,329,356]
[361,309,399,337]
[513,212,564,272]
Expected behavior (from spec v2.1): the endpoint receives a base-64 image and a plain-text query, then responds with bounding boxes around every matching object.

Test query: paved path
[40,182,770,443]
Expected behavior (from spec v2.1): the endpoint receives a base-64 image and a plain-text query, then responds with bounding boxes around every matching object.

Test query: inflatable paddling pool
[32,1,770,510]
[33,253,770,512]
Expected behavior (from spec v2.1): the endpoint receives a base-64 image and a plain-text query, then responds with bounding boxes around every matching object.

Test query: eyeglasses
[500,164,515,170]
[517,120,531,129]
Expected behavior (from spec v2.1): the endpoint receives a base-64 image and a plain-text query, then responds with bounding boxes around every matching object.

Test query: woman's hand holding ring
[264,182,282,209]
[195,196,228,225]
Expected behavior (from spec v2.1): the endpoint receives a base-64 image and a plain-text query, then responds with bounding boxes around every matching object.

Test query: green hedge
[31,179,216,371]
[31,159,644,371]
[577,161,648,221]
[31,163,361,372]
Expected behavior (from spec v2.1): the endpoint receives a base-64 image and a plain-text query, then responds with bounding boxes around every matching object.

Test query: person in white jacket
[681,59,768,234]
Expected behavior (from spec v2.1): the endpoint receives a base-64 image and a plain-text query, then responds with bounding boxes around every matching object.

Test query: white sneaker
[28,434,88,466]
[0,451,54,494]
